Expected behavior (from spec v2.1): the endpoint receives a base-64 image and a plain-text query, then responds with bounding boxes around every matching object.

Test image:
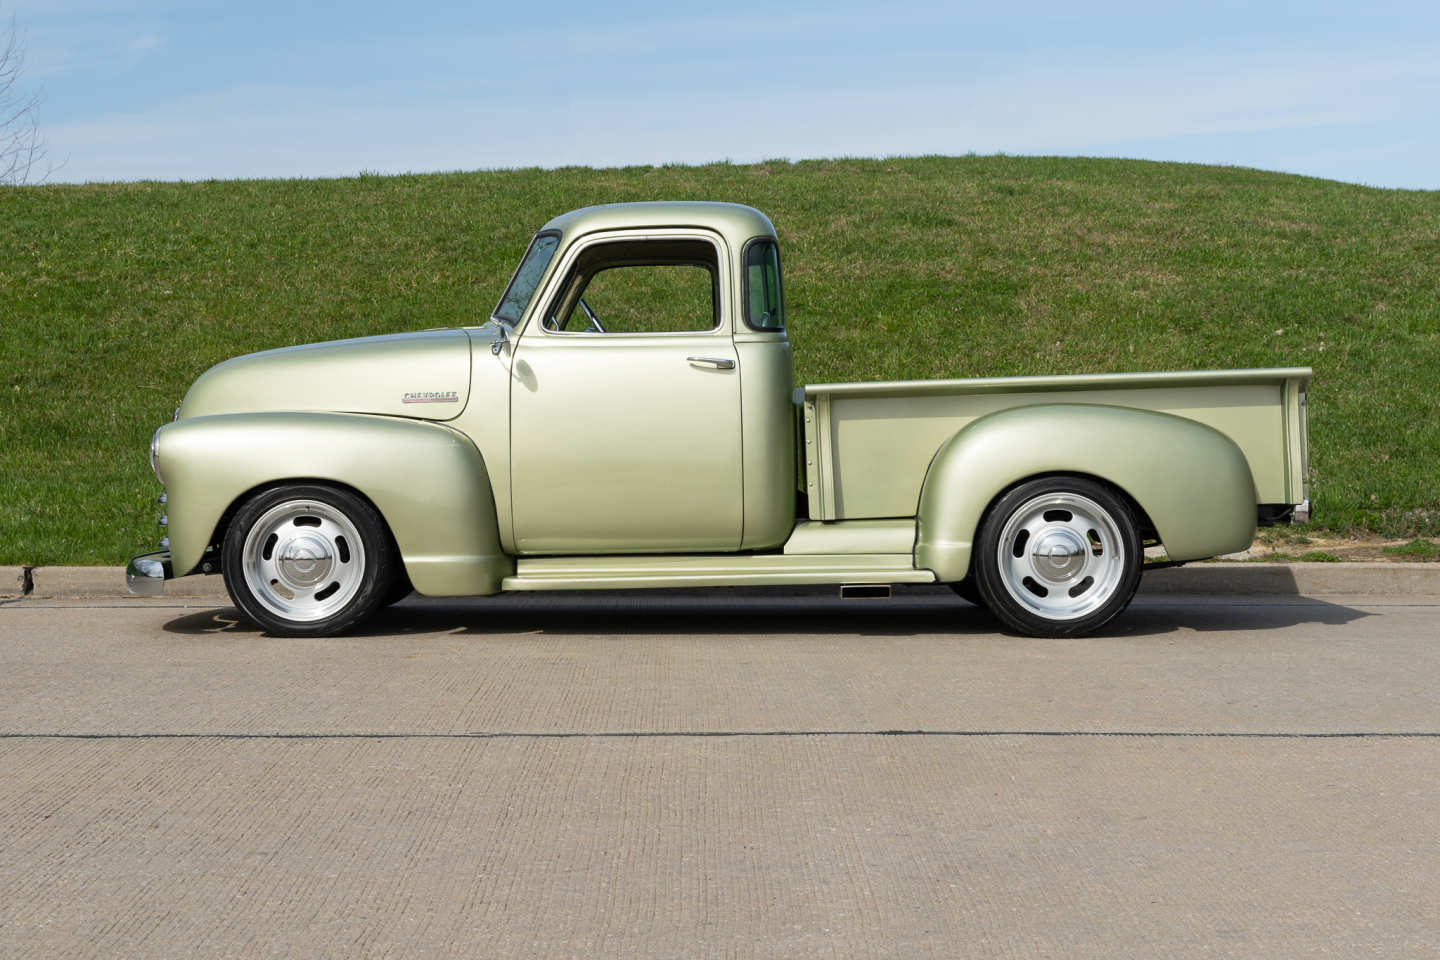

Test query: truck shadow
[161,586,1371,640]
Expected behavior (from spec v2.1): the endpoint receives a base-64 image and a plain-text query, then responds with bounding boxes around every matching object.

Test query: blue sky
[9,0,1440,188]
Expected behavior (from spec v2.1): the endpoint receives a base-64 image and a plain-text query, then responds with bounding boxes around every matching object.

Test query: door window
[543,238,720,335]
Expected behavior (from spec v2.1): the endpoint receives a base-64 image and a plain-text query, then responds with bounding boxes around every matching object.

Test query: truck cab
[494,203,795,555]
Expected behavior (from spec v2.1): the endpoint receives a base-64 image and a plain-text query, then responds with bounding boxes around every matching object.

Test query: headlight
[150,427,164,485]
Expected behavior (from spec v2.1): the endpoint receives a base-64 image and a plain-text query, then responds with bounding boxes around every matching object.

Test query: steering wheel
[578,297,606,333]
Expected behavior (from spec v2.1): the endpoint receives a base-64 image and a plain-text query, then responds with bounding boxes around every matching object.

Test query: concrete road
[1,588,1437,958]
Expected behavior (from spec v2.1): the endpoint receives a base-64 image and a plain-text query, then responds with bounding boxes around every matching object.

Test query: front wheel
[221,484,397,636]
[973,476,1142,637]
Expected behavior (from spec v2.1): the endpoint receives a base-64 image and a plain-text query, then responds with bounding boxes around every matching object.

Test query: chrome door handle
[687,356,735,369]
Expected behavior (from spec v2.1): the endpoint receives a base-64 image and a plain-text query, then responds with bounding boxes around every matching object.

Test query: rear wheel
[222,484,396,636]
[973,476,1141,637]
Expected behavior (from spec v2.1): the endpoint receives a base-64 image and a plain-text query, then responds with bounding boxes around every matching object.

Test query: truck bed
[800,368,1311,521]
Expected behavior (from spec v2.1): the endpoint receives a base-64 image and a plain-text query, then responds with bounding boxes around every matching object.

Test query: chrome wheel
[994,491,1125,621]
[973,476,1142,637]
[241,499,367,623]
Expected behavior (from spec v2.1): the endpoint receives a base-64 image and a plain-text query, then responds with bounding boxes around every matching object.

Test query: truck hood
[179,329,472,421]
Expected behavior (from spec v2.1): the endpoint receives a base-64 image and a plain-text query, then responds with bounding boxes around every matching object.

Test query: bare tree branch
[1,13,49,186]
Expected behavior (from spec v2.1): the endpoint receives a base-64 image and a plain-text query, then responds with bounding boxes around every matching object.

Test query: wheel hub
[992,490,1129,623]
[276,535,334,586]
[240,498,370,625]
[1031,529,1087,582]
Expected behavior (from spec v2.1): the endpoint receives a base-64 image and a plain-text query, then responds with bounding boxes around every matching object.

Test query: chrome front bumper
[125,551,173,596]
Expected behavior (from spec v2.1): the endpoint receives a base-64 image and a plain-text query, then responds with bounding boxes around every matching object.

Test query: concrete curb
[4,562,1439,602]
[1139,562,1440,597]
[2,566,230,601]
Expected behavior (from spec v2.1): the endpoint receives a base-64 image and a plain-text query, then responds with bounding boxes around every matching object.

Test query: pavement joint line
[0,602,226,609]
[2,730,1438,740]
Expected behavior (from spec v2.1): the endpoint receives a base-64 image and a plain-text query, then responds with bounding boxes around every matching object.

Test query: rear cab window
[743,238,785,331]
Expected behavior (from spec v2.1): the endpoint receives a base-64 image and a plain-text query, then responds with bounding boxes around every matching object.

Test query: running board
[502,553,935,592]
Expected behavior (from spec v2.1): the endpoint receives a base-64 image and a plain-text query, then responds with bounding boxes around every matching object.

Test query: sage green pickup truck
[128,202,1311,637]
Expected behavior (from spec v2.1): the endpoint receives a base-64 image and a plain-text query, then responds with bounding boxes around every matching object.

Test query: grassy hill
[2,156,1437,565]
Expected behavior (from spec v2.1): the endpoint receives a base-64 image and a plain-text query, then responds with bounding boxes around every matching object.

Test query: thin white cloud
[20,21,166,78]
[127,31,161,55]
[41,46,1440,187]
[8,0,207,17]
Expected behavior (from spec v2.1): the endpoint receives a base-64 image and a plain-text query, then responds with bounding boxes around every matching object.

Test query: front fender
[156,412,512,596]
[914,404,1256,581]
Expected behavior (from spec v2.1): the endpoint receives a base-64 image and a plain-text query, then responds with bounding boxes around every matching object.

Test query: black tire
[221,484,397,637]
[949,578,983,606]
[973,475,1142,637]
[382,567,414,607]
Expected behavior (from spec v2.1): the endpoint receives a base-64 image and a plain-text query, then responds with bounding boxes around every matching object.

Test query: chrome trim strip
[149,428,164,484]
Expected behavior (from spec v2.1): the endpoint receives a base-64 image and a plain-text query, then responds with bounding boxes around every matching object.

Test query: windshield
[492,232,560,326]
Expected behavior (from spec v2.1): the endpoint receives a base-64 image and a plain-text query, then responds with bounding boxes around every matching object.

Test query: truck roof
[540,201,777,252]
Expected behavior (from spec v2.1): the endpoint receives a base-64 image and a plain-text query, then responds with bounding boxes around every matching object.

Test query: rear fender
[156,412,511,596]
[914,404,1256,581]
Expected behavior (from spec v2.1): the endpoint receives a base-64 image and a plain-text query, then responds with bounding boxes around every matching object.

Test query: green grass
[1257,551,1343,563]
[1297,551,1344,563]
[1382,538,1440,557]
[3,156,1439,564]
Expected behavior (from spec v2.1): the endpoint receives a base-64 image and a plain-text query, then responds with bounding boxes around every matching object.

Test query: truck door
[509,231,743,553]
